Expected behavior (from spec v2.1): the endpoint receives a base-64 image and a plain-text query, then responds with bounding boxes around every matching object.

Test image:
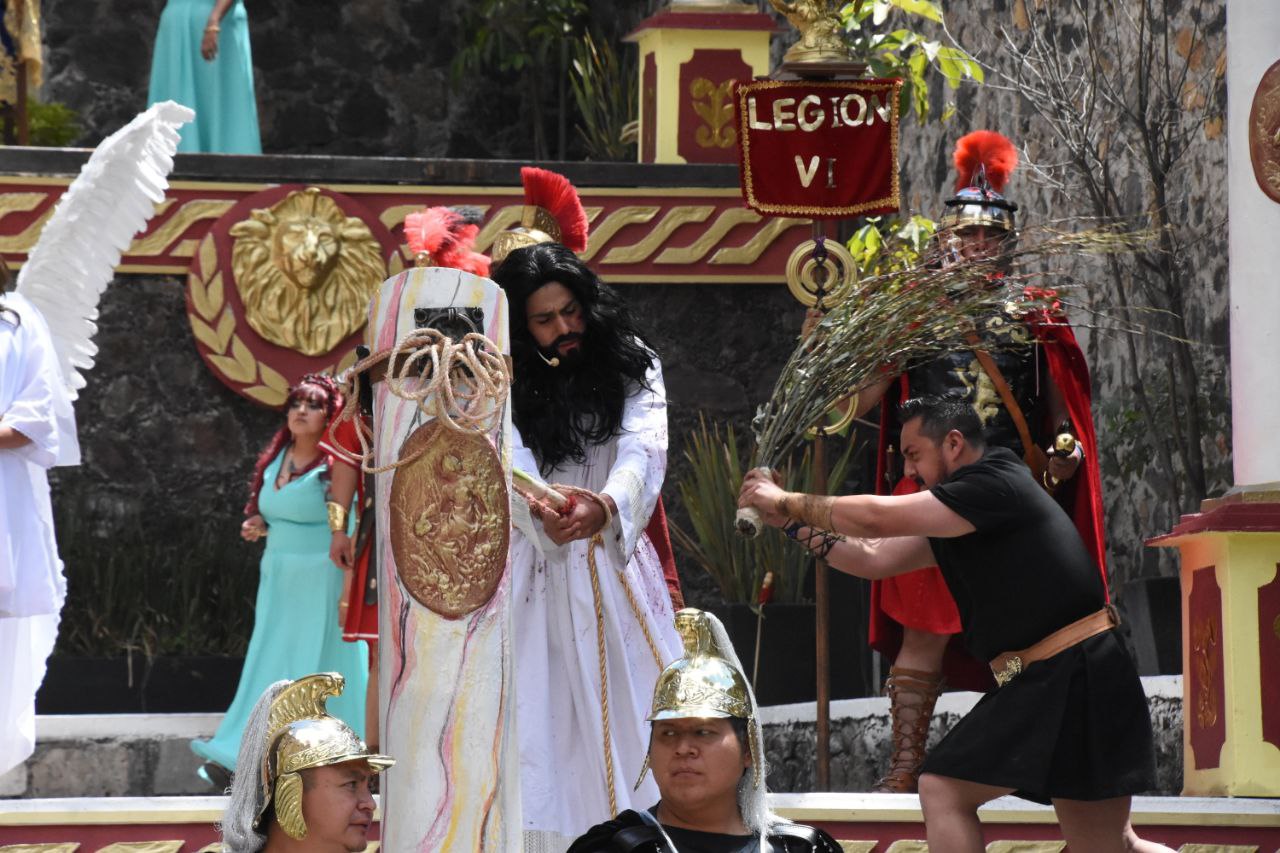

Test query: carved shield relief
[388,420,510,619]
[1249,60,1280,203]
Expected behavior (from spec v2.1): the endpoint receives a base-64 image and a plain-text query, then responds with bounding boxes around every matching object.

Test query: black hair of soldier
[897,392,986,448]
[0,259,19,327]
[490,241,655,474]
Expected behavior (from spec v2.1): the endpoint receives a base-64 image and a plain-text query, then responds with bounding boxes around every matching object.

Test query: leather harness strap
[964,333,1048,478]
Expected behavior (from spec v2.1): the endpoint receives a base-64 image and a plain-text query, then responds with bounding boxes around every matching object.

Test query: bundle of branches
[736,226,1147,537]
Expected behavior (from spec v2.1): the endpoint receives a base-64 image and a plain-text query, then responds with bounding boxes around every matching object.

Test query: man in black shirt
[738,395,1169,853]
[567,609,842,853]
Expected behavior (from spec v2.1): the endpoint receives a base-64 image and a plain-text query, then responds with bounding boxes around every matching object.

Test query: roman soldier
[217,672,394,853]
[845,131,1107,792]
[568,609,843,853]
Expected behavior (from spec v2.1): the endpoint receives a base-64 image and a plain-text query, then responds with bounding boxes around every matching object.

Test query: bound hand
[540,498,606,545]
[738,468,790,528]
[241,515,267,542]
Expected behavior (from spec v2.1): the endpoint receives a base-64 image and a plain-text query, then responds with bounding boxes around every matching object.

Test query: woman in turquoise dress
[192,374,366,784]
[147,0,261,154]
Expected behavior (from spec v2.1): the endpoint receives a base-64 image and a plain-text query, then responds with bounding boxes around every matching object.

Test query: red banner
[735,78,902,219]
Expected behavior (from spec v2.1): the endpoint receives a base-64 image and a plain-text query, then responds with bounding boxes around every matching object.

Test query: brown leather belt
[989,605,1118,687]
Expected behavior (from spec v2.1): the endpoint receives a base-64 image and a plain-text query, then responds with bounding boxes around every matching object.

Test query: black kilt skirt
[920,630,1156,803]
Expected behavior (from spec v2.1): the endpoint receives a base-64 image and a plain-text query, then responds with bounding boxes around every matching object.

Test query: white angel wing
[15,100,194,398]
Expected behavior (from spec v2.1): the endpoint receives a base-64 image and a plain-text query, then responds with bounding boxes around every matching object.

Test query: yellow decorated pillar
[1147,0,1280,797]
[624,1,776,164]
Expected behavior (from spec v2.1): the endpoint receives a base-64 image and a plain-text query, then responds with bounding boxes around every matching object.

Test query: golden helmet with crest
[220,672,393,850]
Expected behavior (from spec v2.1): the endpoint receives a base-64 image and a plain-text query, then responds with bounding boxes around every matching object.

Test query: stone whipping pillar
[366,266,521,849]
[1148,0,1280,797]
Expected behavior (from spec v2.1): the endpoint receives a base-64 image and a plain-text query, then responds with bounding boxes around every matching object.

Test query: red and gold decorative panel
[1187,565,1226,770]
[1258,563,1280,752]
[0,179,809,284]
[3,811,1277,851]
[678,49,752,165]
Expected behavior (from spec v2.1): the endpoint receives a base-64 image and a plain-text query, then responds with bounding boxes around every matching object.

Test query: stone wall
[40,0,656,159]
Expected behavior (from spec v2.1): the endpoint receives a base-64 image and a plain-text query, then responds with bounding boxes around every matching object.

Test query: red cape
[868,314,1108,689]
[646,497,685,610]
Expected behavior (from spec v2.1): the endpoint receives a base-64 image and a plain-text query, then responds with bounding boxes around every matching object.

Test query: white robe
[511,359,682,845]
[0,293,78,775]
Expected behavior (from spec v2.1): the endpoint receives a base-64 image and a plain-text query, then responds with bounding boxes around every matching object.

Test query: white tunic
[0,293,78,775]
[511,359,681,844]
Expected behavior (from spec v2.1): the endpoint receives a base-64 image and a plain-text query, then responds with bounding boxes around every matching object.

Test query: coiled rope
[332,328,510,474]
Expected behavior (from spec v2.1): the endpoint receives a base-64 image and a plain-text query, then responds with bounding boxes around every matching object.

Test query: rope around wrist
[784,520,844,559]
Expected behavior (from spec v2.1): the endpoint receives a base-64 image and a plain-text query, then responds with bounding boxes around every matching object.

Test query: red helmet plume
[520,166,589,253]
[953,130,1018,193]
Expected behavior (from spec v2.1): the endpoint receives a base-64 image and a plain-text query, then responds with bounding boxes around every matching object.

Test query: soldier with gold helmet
[218,673,393,853]
[567,609,842,853]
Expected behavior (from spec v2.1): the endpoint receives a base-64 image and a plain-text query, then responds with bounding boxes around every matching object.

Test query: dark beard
[512,336,654,474]
[538,332,585,367]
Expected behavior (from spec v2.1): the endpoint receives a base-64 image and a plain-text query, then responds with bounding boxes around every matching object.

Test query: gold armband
[775,492,835,532]
[326,501,349,533]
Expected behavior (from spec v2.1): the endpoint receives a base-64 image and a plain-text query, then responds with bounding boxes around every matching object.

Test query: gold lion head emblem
[230,188,386,356]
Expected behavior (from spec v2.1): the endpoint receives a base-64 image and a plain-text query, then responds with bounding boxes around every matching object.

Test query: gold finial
[768,0,851,66]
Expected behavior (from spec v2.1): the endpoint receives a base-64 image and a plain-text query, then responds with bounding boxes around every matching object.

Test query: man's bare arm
[773,488,976,539]
[791,526,937,579]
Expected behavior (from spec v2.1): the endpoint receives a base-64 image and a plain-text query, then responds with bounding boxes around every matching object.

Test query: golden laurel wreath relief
[186,232,356,406]
[389,420,510,619]
[230,187,386,357]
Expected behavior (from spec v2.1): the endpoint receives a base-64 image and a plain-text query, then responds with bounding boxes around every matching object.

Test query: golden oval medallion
[389,420,510,619]
[1249,60,1280,204]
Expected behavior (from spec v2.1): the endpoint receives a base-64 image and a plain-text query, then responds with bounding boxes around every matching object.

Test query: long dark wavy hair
[491,242,655,473]
[244,373,343,517]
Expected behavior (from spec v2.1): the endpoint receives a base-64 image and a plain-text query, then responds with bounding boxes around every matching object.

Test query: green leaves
[847,214,938,275]
[876,0,944,24]
[839,0,981,124]
[569,31,638,161]
[25,99,82,148]
[670,417,857,606]
[936,45,985,86]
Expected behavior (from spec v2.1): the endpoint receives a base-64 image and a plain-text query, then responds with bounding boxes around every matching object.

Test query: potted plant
[37,506,256,713]
[671,416,869,705]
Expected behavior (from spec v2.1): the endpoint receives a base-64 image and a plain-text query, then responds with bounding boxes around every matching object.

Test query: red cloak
[867,312,1108,690]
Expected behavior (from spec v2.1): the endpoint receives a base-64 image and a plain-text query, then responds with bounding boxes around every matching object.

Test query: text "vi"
[794,156,838,189]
